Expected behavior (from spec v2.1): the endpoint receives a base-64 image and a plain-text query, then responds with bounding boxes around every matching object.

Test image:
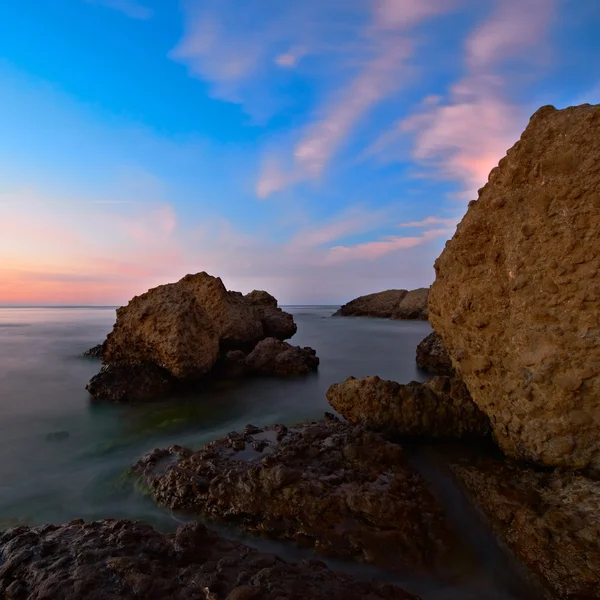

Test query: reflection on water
[0,307,542,599]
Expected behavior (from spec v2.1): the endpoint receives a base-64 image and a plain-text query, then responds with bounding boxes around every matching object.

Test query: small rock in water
[81,344,104,359]
[46,431,70,442]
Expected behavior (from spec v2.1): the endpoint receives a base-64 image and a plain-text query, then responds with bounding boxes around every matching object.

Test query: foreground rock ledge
[429,103,600,471]
[334,288,429,320]
[132,417,457,573]
[452,457,600,599]
[0,519,417,600]
[327,376,490,439]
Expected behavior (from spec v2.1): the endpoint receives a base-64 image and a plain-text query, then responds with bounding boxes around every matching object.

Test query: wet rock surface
[245,338,319,376]
[132,417,457,573]
[86,362,175,402]
[327,376,489,439]
[415,333,454,376]
[451,457,600,599]
[333,288,428,320]
[0,519,418,600]
[429,104,600,471]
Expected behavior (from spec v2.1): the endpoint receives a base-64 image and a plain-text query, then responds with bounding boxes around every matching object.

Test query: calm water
[0,307,543,600]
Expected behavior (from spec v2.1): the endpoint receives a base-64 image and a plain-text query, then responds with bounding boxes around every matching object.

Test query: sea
[0,307,543,600]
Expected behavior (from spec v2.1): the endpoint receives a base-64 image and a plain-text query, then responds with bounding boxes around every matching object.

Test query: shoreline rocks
[0,519,417,600]
[81,344,104,359]
[429,103,600,472]
[327,376,490,439]
[87,273,317,402]
[333,288,429,320]
[415,332,454,376]
[132,416,458,574]
[451,456,600,599]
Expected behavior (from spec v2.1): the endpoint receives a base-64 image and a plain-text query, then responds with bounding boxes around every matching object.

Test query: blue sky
[0,0,598,304]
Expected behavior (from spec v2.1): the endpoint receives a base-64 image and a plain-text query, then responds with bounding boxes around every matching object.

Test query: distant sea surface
[0,306,430,528]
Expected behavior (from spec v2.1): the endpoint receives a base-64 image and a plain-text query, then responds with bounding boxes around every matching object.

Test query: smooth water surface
[0,307,542,599]
[0,306,430,528]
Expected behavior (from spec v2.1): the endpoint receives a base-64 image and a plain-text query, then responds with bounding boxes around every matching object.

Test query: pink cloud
[400,216,459,228]
[366,0,559,200]
[373,0,460,30]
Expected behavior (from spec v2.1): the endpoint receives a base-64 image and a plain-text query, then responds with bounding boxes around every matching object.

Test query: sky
[0,0,598,305]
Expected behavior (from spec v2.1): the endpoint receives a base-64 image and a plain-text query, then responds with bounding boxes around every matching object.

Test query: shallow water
[0,307,544,599]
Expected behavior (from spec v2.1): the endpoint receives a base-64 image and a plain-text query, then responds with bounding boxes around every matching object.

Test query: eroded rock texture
[86,362,175,402]
[452,457,600,599]
[132,417,457,573]
[103,282,220,379]
[334,289,428,320]
[0,519,417,600]
[327,376,489,439]
[89,273,310,401]
[245,338,319,376]
[429,104,600,471]
[81,344,104,359]
[415,332,454,376]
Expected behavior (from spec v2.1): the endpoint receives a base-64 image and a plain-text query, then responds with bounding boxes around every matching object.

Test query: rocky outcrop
[393,288,429,320]
[88,273,313,401]
[415,332,454,376]
[0,519,417,600]
[245,290,297,340]
[334,288,429,320]
[452,457,600,599]
[245,338,319,376]
[132,416,457,573]
[86,362,175,402]
[103,282,220,380]
[81,344,104,359]
[429,104,600,471]
[327,376,489,439]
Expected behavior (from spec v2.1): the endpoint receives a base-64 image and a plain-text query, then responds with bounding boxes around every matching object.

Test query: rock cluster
[334,288,429,320]
[452,457,600,599]
[429,104,600,472]
[415,332,454,376]
[87,273,316,401]
[327,376,489,439]
[0,519,417,600]
[132,416,457,573]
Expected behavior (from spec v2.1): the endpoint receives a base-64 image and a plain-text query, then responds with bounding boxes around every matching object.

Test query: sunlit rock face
[429,103,600,471]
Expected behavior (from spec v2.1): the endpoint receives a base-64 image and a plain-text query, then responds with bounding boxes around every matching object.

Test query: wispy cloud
[400,216,459,228]
[365,0,559,200]
[86,0,153,20]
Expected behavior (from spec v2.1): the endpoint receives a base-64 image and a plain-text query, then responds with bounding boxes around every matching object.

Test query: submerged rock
[327,376,489,439]
[0,519,417,600]
[429,104,600,471]
[132,417,457,573]
[333,288,429,320]
[245,338,319,376]
[415,332,454,376]
[81,344,104,359]
[452,457,600,599]
[86,362,175,402]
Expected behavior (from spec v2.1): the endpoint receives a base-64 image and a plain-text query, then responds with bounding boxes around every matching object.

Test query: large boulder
[245,338,319,376]
[132,417,458,573]
[429,104,600,471]
[327,376,489,439]
[0,519,417,600]
[416,332,454,376]
[334,288,429,320]
[452,457,600,599]
[103,282,220,379]
[89,273,303,401]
